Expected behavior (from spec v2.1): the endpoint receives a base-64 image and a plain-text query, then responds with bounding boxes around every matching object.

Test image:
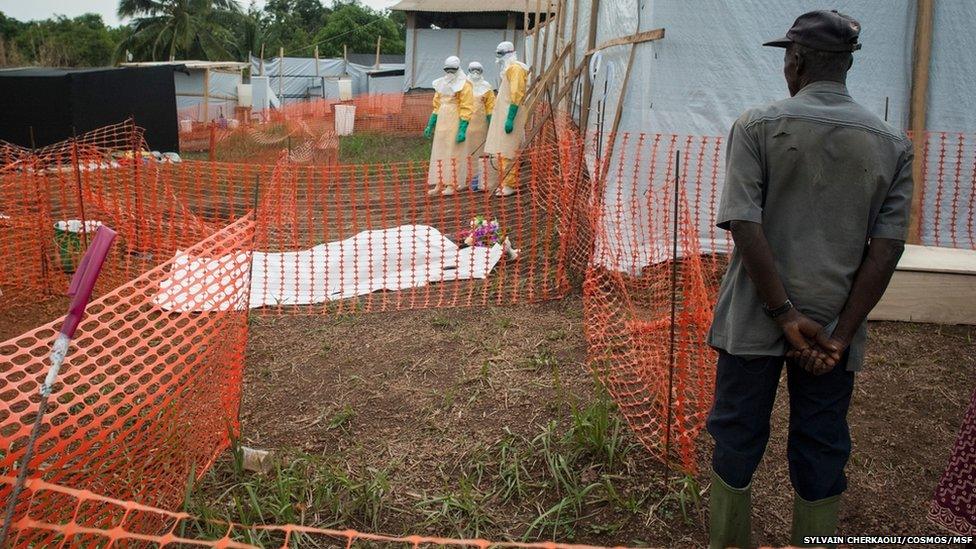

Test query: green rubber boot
[709,470,751,549]
[790,493,840,548]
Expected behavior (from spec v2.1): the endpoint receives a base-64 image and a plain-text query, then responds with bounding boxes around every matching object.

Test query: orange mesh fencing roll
[0,215,254,528]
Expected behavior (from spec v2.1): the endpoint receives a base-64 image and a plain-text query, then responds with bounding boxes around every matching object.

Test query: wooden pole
[278,46,284,100]
[314,45,321,98]
[532,0,543,74]
[598,43,637,183]
[203,67,211,122]
[523,0,530,60]
[343,43,348,75]
[407,12,418,88]
[579,0,601,132]
[908,0,934,245]
[259,43,265,75]
[539,0,554,76]
[506,12,517,43]
[375,36,382,68]
[567,0,579,113]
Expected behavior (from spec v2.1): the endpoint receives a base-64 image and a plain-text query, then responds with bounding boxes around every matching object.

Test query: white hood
[433,69,467,96]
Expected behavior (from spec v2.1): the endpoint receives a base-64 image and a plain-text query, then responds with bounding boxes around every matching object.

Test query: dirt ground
[216,296,976,548]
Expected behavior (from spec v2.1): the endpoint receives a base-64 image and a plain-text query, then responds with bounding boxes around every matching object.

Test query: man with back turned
[705,10,914,548]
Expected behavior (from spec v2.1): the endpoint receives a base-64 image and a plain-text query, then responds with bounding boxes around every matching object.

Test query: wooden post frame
[908,0,934,245]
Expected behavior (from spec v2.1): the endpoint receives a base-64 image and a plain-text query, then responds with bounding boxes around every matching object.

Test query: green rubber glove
[424,113,437,139]
[505,104,518,134]
[486,114,492,126]
[456,119,469,143]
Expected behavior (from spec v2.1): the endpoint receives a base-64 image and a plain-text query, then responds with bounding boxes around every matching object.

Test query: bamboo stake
[375,36,382,68]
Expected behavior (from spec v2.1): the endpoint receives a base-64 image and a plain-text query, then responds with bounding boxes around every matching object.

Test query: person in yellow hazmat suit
[464,61,496,191]
[424,55,475,196]
[484,41,529,197]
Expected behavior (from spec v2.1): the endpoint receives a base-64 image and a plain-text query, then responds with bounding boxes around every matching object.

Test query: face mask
[469,71,483,81]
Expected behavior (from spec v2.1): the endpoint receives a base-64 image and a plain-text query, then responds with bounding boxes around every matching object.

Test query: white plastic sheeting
[250,56,406,103]
[153,225,503,312]
[405,29,525,90]
[547,0,975,270]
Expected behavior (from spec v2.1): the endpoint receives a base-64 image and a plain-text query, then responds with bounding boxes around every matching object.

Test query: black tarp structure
[0,66,180,152]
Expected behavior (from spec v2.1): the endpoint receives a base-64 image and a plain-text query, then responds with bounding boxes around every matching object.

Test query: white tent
[249,55,406,103]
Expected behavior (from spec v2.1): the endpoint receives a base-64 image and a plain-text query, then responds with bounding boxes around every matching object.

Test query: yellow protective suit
[484,61,529,191]
[466,83,495,161]
[427,79,475,193]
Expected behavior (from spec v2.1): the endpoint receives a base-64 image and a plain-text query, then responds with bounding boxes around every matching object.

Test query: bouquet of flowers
[460,216,502,248]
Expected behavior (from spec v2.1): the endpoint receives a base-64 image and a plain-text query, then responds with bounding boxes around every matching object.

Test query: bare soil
[225,297,976,547]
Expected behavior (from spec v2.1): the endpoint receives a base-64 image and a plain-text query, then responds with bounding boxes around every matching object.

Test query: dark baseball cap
[764,10,862,52]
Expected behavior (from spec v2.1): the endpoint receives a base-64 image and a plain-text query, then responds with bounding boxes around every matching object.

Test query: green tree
[311,1,404,57]
[116,0,242,62]
[0,12,118,67]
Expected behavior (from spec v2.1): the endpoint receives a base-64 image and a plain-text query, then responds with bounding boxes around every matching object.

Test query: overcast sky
[0,0,399,26]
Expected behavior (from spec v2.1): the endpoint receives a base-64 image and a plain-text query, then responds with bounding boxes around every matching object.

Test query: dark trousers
[706,350,855,502]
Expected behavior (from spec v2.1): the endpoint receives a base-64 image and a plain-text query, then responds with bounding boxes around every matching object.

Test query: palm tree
[116,0,241,61]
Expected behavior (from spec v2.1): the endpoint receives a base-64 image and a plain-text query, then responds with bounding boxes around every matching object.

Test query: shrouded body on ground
[425,55,474,196]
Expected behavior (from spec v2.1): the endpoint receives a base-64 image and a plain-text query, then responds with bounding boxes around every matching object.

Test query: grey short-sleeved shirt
[707,81,914,371]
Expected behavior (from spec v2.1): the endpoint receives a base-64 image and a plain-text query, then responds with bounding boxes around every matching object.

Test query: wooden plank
[523,0,530,59]
[586,28,666,56]
[870,270,976,325]
[893,244,976,275]
[908,0,934,244]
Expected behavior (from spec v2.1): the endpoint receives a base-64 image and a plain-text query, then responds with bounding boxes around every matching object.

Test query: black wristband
[763,298,793,319]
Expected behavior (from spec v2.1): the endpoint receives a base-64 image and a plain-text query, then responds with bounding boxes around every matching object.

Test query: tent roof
[121,60,247,71]
[390,0,530,13]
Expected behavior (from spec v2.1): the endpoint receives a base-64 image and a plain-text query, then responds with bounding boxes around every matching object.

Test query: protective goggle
[469,67,483,75]
[444,67,458,73]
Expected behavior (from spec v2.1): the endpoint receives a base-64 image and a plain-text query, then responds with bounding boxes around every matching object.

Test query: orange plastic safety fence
[179,92,435,162]
[2,476,643,549]
[0,127,265,303]
[0,215,253,521]
[582,134,727,474]
[240,115,588,314]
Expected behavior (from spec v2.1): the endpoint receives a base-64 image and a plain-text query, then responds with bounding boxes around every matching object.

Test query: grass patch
[339,133,430,165]
[184,395,699,544]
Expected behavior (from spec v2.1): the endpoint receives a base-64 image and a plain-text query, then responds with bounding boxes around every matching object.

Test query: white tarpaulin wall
[153,225,503,312]
[175,69,243,122]
[405,28,525,90]
[550,0,976,271]
[250,56,406,103]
